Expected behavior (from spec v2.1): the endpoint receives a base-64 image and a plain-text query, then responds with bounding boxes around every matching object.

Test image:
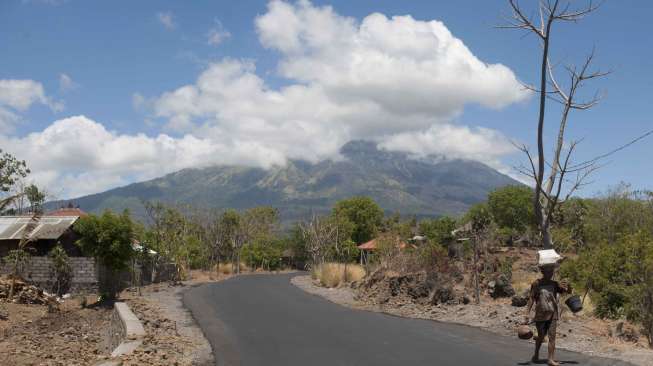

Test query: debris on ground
[0,277,56,305]
[0,299,111,366]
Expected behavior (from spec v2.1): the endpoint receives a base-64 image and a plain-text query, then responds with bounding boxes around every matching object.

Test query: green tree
[487,185,534,234]
[332,196,384,244]
[75,210,135,299]
[24,184,45,214]
[0,149,30,211]
[419,216,457,246]
[465,203,492,234]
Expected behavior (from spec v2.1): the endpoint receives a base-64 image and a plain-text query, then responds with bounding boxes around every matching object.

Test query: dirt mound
[359,269,461,306]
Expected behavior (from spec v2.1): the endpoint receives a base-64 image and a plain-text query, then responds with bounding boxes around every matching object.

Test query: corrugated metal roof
[0,216,79,240]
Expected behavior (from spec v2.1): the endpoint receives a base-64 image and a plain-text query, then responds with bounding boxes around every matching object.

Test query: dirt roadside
[292,275,653,366]
[0,271,226,366]
[0,296,112,366]
[117,280,216,365]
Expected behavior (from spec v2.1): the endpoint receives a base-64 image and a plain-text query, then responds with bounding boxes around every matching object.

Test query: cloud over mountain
[2,0,527,198]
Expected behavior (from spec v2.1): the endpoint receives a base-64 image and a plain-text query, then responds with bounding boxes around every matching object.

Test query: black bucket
[565,295,583,313]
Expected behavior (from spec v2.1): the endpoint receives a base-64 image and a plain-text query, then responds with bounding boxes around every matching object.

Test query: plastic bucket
[565,295,583,313]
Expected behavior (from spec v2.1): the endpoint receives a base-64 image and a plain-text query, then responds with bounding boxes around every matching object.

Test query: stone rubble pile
[357,269,464,307]
[0,277,54,305]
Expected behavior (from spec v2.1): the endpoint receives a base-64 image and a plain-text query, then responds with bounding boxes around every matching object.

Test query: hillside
[51,141,521,222]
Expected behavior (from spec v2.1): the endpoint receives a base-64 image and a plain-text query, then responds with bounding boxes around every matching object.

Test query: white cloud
[5,1,528,198]
[153,1,526,162]
[378,125,516,170]
[157,11,176,30]
[0,79,63,133]
[207,22,231,46]
[0,116,229,197]
[58,73,78,92]
[0,79,49,111]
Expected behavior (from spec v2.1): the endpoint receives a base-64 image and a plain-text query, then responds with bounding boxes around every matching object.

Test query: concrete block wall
[0,256,98,293]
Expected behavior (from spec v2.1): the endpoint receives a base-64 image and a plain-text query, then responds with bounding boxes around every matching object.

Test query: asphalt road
[183,273,631,366]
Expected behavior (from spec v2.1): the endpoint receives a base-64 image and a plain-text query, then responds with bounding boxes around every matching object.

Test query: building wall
[0,256,98,293]
[1,255,178,294]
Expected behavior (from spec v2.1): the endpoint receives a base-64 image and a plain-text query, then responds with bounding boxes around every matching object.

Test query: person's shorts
[535,319,557,338]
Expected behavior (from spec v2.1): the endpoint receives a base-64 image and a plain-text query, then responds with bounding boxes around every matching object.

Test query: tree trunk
[541,219,553,249]
[473,237,480,305]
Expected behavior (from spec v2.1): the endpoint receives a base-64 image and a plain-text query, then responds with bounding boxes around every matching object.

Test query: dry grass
[576,292,596,316]
[311,263,366,288]
[216,262,249,275]
[512,271,540,295]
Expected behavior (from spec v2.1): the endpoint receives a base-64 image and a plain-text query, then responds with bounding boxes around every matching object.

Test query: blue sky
[0,0,650,199]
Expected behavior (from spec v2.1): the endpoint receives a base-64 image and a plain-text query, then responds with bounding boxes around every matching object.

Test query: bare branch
[554,0,603,22]
[502,0,546,39]
[569,129,653,170]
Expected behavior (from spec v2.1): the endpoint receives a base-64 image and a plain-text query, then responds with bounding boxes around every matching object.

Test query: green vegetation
[75,210,135,271]
[487,185,535,236]
[332,196,383,244]
[419,216,456,246]
[48,244,72,296]
[75,210,136,299]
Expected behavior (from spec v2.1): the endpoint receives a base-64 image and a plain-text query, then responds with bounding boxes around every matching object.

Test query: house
[0,214,83,257]
[357,237,412,265]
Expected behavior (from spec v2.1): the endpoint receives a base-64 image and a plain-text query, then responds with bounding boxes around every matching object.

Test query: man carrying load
[525,251,572,366]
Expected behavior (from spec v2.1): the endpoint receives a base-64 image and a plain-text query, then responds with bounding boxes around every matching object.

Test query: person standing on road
[525,264,572,366]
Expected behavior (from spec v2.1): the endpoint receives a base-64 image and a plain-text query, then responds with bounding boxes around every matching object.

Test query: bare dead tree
[502,0,605,249]
[299,214,337,268]
[7,208,42,299]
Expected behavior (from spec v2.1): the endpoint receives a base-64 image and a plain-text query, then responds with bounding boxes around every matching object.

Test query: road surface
[183,273,630,366]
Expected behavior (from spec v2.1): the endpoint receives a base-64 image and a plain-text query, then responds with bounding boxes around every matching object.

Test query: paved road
[183,273,630,366]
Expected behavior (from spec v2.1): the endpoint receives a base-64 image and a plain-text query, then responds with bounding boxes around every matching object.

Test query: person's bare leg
[532,335,543,363]
[547,335,559,365]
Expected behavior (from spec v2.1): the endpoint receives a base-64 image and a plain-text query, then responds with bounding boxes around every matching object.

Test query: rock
[408,282,431,299]
[609,321,624,338]
[431,286,455,305]
[461,295,471,305]
[488,274,515,298]
[511,295,528,307]
[609,321,639,342]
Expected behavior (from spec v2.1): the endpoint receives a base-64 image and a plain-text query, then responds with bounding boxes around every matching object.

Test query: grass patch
[311,263,366,288]
[512,271,540,295]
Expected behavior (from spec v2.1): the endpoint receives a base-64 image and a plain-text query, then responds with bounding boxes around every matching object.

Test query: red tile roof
[357,238,410,251]
[47,207,88,217]
[358,239,377,250]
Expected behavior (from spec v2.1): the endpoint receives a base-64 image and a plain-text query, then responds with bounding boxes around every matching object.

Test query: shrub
[561,230,653,339]
[216,262,248,275]
[311,263,365,288]
[48,244,72,296]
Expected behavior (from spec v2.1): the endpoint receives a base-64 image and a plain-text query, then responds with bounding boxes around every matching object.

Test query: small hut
[357,237,411,265]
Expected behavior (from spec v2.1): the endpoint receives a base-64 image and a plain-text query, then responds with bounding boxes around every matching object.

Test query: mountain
[51,141,521,222]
